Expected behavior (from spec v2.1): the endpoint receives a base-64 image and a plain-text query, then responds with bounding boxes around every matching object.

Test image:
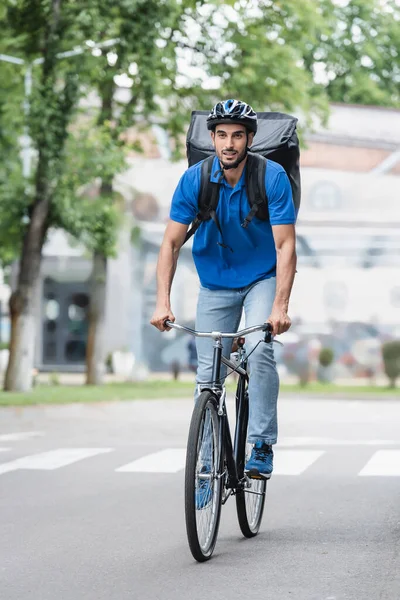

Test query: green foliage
[382,341,400,388]
[319,347,334,367]
[202,1,331,120]
[0,58,27,266]
[51,121,126,256]
[306,0,400,107]
[0,164,27,267]
[0,0,398,268]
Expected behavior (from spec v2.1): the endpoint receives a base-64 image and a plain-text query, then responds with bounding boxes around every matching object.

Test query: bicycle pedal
[245,468,271,481]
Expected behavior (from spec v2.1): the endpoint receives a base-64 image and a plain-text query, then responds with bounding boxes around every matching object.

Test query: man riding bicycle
[151,99,297,479]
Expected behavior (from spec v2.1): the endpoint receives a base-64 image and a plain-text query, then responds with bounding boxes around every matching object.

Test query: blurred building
[20,103,400,372]
[289,104,400,331]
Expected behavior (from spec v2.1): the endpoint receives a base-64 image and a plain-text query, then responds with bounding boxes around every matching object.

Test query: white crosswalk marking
[0,448,113,475]
[358,450,400,477]
[1,443,400,477]
[116,449,187,473]
[116,449,326,475]
[0,431,44,442]
[279,437,400,447]
[274,450,325,475]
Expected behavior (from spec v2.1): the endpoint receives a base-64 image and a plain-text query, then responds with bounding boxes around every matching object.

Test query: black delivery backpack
[183,111,301,245]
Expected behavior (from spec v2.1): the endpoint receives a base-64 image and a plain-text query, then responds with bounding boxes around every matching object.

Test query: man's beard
[218,147,247,170]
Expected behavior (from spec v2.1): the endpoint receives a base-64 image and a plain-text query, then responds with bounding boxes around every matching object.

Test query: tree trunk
[85,251,108,385]
[85,73,115,385]
[5,289,38,392]
[4,191,49,391]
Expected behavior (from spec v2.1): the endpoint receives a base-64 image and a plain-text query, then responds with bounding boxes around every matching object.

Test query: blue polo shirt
[170,156,296,290]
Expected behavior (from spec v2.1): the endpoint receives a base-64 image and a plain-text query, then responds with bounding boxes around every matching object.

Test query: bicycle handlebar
[164,320,273,343]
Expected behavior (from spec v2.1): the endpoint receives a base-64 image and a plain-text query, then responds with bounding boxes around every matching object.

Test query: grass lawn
[0,381,196,406]
[0,380,398,406]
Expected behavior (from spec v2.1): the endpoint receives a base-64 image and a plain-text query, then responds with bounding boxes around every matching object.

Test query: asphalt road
[1,395,400,600]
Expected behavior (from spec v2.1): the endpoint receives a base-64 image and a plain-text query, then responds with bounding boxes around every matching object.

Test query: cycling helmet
[206,99,257,133]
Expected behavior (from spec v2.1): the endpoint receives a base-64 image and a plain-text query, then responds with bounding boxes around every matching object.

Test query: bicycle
[165,319,276,562]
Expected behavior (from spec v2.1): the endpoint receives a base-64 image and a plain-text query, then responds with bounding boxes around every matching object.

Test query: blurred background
[128,102,400,387]
[0,0,399,392]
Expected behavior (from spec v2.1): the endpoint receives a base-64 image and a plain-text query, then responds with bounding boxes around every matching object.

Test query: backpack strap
[205,164,233,251]
[241,153,268,229]
[183,156,233,252]
[183,156,217,244]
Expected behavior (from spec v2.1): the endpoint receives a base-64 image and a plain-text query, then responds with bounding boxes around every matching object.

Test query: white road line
[0,448,113,475]
[116,449,325,476]
[0,431,45,442]
[278,437,400,447]
[116,449,187,473]
[359,450,400,477]
[274,450,325,475]
[1,446,399,478]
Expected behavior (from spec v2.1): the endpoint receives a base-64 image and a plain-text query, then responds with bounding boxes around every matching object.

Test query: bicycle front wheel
[185,390,224,562]
[235,388,267,537]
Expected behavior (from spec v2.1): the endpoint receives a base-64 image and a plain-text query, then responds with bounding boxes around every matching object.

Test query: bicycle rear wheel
[235,387,267,537]
[185,390,224,562]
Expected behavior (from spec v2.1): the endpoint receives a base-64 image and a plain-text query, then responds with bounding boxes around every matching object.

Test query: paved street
[1,395,400,600]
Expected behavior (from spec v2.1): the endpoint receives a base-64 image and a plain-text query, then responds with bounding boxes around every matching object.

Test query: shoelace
[254,445,272,462]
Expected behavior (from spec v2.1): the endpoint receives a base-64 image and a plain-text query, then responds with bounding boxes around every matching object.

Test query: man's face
[211,124,254,170]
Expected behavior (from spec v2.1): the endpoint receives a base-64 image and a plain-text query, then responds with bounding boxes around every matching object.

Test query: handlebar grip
[164,319,172,328]
[264,323,273,343]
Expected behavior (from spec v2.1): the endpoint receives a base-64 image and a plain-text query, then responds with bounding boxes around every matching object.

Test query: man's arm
[150,219,189,331]
[268,223,297,336]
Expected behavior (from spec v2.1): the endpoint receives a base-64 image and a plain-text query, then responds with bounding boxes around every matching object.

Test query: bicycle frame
[165,320,273,494]
[206,338,248,493]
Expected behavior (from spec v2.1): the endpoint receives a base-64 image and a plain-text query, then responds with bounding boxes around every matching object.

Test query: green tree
[0,0,87,391]
[382,341,400,388]
[0,0,128,391]
[1,0,398,391]
[305,0,400,107]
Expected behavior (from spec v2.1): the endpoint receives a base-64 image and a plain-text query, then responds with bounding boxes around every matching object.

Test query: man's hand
[267,304,291,336]
[150,306,175,332]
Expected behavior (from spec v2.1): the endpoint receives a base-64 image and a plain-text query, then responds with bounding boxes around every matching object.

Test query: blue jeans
[194,277,279,445]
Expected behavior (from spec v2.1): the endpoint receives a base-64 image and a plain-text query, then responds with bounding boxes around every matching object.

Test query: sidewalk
[31,371,392,388]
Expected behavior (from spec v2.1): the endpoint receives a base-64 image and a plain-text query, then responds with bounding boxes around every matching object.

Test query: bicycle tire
[235,385,267,538]
[185,390,224,562]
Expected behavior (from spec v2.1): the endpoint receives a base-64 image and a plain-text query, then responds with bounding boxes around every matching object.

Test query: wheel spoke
[195,405,220,552]
[185,392,223,561]
[236,395,267,537]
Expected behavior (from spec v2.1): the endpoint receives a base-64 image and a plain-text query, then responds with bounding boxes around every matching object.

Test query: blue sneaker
[245,441,273,479]
[196,465,213,509]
